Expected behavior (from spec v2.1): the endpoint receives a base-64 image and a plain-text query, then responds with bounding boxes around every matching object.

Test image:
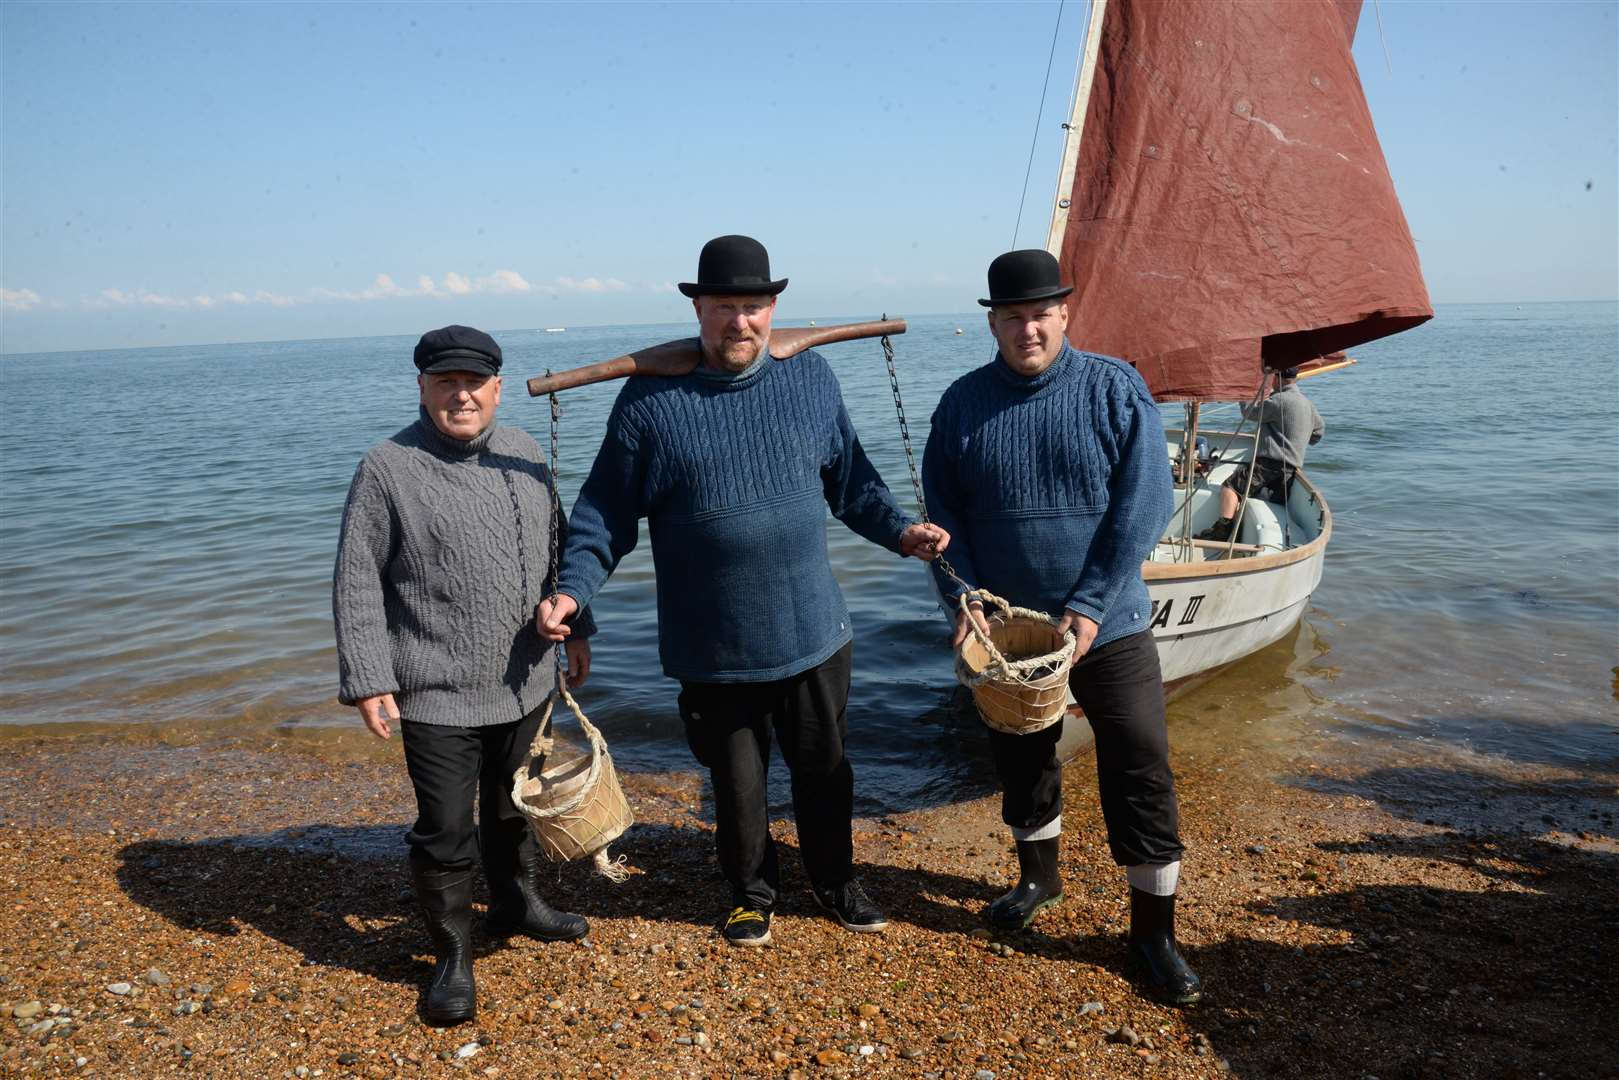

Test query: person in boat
[1196,366,1324,542]
[921,249,1202,1005]
[537,234,950,948]
[332,325,594,1026]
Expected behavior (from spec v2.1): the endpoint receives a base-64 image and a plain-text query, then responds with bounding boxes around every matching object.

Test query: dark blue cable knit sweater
[922,343,1172,650]
[558,347,914,683]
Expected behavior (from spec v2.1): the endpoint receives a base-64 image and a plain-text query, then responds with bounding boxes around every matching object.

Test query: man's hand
[952,600,990,650]
[536,594,579,641]
[565,638,592,689]
[1056,611,1100,662]
[357,692,399,739]
[900,522,951,561]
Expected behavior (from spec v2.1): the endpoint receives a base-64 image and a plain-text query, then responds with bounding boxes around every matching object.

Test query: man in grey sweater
[333,325,593,1026]
[1198,366,1325,541]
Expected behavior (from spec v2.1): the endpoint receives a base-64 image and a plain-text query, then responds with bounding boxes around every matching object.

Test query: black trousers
[987,628,1184,867]
[400,709,546,871]
[677,643,855,910]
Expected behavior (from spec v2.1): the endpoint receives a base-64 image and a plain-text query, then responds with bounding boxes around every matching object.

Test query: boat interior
[1153,429,1326,565]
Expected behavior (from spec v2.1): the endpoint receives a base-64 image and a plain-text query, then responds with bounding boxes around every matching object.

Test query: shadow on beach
[112,819,1005,985]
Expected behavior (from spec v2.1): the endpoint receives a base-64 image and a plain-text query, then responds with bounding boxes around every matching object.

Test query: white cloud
[482,270,532,294]
[651,281,679,294]
[554,275,628,294]
[73,268,650,314]
[0,287,43,312]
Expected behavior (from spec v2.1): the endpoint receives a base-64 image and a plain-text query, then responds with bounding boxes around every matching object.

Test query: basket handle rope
[516,686,630,882]
[957,587,1077,688]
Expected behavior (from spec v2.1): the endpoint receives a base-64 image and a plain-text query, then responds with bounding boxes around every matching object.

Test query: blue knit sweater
[921,344,1172,650]
[558,347,913,682]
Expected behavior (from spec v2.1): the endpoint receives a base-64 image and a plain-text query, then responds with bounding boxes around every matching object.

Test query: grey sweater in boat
[1243,384,1324,469]
[332,410,594,727]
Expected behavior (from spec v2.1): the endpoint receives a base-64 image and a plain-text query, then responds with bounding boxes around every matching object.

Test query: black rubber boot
[483,842,589,943]
[1126,888,1203,1005]
[1195,516,1235,542]
[410,861,477,1025]
[987,837,1063,930]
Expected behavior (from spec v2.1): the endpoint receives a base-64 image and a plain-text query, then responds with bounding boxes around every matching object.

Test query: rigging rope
[1011,0,1068,247]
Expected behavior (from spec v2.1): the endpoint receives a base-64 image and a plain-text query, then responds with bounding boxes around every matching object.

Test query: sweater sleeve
[545,479,597,639]
[821,396,913,554]
[557,394,647,612]
[920,397,981,605]
[332,457,400,706]
[1309,400,1325,446]
[1064,386,1172,623]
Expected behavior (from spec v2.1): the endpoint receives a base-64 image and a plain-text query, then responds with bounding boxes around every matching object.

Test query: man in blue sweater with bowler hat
[538,235,950,948]
[922,249,1201,1004]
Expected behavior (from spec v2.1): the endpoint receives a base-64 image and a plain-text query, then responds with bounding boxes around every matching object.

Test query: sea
[2,302,1615,824]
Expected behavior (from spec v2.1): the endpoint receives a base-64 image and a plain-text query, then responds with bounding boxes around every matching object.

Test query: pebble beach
[1,728,1612,1079]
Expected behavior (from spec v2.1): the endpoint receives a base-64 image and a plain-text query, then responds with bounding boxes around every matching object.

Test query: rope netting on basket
[953,588,1077,735]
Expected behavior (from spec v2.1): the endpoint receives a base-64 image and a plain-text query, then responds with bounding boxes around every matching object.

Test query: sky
[1,0,1615,354]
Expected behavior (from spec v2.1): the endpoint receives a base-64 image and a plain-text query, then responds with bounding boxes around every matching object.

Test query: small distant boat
[955,328,964,335]
[544,327,567,333]
[809,320,817,326]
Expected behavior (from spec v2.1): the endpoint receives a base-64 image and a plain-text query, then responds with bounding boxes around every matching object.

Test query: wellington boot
[484,843,589,943]
[1194,516,1235,543]
[1125,888,1203,1005]
[410,861,477,1026]
[987,838,1063,930]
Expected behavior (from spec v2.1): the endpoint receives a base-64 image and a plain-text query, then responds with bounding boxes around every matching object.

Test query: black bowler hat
[677,235,789,298]
[413,325,503,376]
[978,249,1074,308]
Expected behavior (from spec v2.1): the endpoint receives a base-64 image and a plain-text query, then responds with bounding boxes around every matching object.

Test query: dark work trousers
[986,628,1184,867]
[677,643,855,911]
[400,708,546,871]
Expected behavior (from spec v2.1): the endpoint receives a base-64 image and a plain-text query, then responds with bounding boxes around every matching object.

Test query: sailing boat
[1036,0,1432,756]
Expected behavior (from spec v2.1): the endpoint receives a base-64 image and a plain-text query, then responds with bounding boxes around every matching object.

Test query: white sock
[1126,860,1181,896]
[1011,816,1062,842]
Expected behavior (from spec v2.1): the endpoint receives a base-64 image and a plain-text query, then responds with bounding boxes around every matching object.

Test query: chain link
[879,321,971,594]
[547,381,565,686]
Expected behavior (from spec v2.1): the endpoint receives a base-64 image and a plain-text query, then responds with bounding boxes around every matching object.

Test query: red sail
[1053,0,1431,401]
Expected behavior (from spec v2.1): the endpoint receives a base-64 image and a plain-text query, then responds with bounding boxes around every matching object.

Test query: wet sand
[0,732,1613,1079]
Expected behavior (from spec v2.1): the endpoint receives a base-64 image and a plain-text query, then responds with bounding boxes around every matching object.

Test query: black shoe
[813,879,888,934]
[1194,517,1235,542]
[483,844,589,943]
[987,837,1064,930]
[409,861,477,1026]
[721,905,772,947]
[1126,888,1203,1005]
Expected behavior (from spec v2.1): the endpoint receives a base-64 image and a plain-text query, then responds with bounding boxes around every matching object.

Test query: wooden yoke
[527,318,907,396]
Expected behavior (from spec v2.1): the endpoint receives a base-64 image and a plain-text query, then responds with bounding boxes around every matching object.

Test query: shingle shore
[0,735,1611,1078]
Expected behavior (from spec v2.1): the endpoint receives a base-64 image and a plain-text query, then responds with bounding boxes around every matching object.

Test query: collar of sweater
[413,406,497,458]
[991,342,1079,394]
[694,340,773,390]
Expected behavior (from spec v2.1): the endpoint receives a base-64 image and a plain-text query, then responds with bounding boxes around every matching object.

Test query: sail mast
[1045,0,1108,256]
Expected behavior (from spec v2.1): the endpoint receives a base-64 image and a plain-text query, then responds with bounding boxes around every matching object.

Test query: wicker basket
[954,590,1076,736]
[511,686,633,881]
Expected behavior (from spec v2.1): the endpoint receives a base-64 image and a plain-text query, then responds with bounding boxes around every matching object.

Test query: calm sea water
[2,303,1615,814]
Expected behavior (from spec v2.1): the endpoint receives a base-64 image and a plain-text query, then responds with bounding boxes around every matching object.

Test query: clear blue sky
[2,1,1614,353]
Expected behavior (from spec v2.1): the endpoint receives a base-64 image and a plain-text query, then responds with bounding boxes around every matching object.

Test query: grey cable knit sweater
[332,409,594,727]
[1243,384,1324,469]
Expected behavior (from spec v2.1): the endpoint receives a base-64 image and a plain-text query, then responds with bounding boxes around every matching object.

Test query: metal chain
[879,322,971,594]
[547,381,565,687]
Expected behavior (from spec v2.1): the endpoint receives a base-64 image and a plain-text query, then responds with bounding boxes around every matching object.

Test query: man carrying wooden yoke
[538,235,949,947]
[922,250,1202,1004]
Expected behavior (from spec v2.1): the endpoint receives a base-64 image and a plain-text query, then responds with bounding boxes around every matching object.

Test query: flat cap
[413,325,503,376]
